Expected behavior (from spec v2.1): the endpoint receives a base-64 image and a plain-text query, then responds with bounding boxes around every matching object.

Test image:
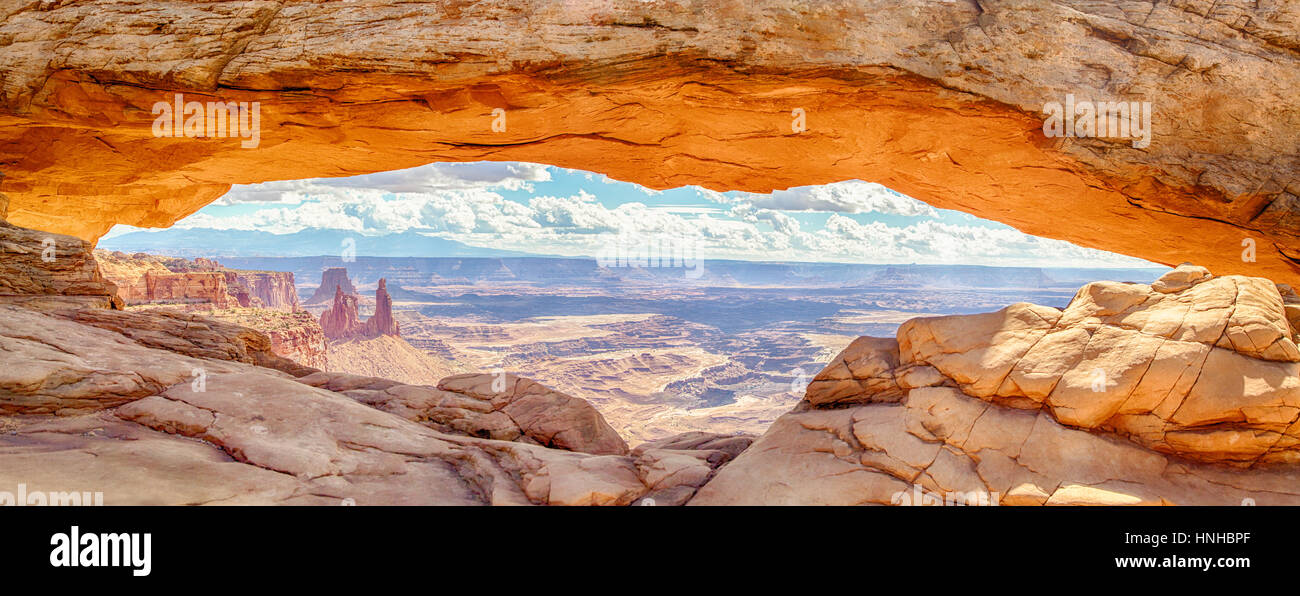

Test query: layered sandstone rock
[0,301,746,505]
[205,308,328,369]
[144,271,232,308]
[631,431,754,505]
[694,265,1300,505]
[298,371,629,456]
[362,278,400,337]
[319,286,362,340]
[97,251,298,311]
[0,221,121,309]
[225,270,299,311]
[0,304,311,415]
[49,307,317,379]
[319,278,400,340]
[435,373,630,455]
[307,268,358,305]
[1,2,1298,283]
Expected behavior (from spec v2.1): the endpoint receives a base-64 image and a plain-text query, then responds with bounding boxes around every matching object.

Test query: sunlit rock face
[317,274,400,340]
[694,265,1300,505]
[0,1,1297,281]
[96,251,301,310]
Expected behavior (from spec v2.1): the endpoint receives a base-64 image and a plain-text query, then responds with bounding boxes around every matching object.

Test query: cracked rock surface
[694,265,1300,505]
[0,301,743,505]
[296,370,630,456]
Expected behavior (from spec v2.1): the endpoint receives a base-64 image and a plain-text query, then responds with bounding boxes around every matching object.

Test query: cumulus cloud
[181,164,1155,268]
[706,180,939,217]
[215,162,552,204]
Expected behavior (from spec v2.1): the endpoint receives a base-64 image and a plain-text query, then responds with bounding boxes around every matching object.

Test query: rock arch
[1,1,1297,280]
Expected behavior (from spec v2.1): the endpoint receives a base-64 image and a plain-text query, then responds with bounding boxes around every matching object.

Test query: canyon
[0,1,1297,508]
[97,251,299,311]
[4,221,1300,504]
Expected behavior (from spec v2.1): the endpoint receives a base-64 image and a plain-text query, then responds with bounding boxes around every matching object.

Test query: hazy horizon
[101,161,1163,270]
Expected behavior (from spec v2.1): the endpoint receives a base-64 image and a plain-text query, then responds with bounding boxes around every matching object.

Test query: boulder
[437,373,630,456]
[695,266,1300,504]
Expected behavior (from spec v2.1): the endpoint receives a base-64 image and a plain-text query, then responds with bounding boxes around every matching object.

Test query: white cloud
[180,165,1156,269]
[712,180,940,217]
[214,162,552,205]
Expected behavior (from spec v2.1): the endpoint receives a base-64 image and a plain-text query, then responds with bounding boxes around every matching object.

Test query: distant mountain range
[101,228,1168,293]
[210,254,1167,296]
[99,228,535,259]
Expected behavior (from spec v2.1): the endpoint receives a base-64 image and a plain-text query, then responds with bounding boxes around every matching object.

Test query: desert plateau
[0,0,1297,527]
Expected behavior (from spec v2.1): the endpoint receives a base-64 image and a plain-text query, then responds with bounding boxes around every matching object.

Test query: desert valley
[0,0,1297,522]
[92,247,1166,445]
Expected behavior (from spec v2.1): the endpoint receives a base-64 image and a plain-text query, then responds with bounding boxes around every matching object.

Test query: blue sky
[105,161,1158,268]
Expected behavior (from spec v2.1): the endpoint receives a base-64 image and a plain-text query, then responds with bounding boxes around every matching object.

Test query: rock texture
[49,307,316,379]
[318,286,361,340]
[694,265,1300,505]
[225,270,299,311]
[205,308,328,369]
[319,278,400,340]
[307,268,358,305]
[0,221,121,309]
[0,304,309,415]
[298,371,629,456]
[0,300,746,505]
[362,279,400,337]
[630,431,753,505]
[0,2,1298,282]
[97,251,298,311]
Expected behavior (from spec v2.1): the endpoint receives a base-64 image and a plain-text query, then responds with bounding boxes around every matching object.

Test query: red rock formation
[307,268,358,305]
[227,271,300,311]
[362,278,400,338]
[261,312,327,369]
[96,251,299,311]
[319,286,361,340]
[0,220,122,310]
[142,270,232,308]
[320,278,400,340]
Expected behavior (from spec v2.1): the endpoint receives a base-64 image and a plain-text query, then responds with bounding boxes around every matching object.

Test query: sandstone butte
[318,274,401,340]
[0,2,1297,283]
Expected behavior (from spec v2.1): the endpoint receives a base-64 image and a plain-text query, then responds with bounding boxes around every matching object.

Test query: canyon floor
[274,257,1163,445]
[8,221,1300,505]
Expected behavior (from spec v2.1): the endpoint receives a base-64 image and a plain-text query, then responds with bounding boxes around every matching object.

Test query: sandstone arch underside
[0,1,1297,281]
